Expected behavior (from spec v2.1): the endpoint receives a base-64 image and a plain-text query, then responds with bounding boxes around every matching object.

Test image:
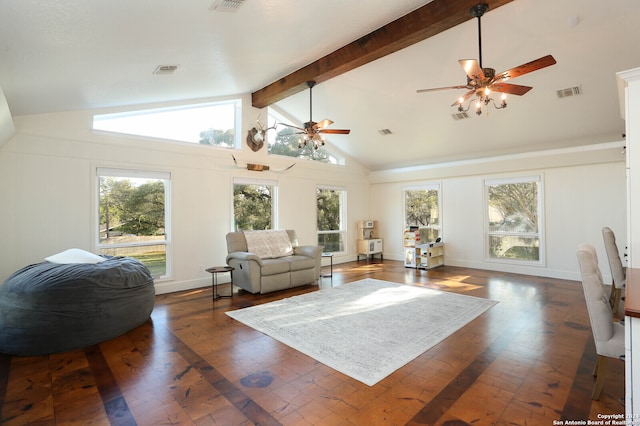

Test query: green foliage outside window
[99,178,165,237]
[317,188,344,252]
[199,128,235,147]
[487,181,540,261]
[98,176,167,276]
[405,189,439,227]
[233,184,273,231]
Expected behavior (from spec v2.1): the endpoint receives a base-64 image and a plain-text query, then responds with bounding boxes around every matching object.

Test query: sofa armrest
[294,245,323,259]
[226,251,263,265]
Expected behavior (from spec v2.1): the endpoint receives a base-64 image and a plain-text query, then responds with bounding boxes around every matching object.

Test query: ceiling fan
[280,81,350,149]
[416,3,556,114]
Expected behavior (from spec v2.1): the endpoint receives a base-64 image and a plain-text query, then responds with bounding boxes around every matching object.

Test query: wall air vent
[210,0,246,12]
[153,65,179,75]
[556,85,583,99]
[378,129,392,135]
[452,112,470,120]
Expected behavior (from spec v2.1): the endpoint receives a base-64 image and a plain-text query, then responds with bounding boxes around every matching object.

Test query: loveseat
[225,229,323,294]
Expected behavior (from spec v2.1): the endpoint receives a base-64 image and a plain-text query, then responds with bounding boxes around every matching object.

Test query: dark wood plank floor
[0,261,626,425]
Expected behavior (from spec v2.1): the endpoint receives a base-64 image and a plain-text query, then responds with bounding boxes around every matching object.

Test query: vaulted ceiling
[0,0,638,170]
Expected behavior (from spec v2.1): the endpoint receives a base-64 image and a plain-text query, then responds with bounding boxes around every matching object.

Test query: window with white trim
[485,175,544,264]
[317,186,347,253]
[233,178,277,231]
[403,184,441,242]
[97,168,171,278]
[93,99,241,147]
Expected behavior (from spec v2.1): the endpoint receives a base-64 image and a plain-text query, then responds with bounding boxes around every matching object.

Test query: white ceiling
[0,0,638,170]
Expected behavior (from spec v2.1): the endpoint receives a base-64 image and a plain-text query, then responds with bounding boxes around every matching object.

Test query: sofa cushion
[260,258,291,276]
[288,256,316,271]
[243,230,293,259]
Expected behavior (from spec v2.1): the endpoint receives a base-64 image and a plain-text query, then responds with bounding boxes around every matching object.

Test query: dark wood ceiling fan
[416,3,556,109]
[280,81,350,149]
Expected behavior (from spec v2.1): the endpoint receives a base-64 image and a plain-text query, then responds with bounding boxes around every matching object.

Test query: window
[403,184,441,242]
[233,178,277,230]
[317,186,346,253]
[97,168,171,278]
[267,107,342,164]
[485,176,544,264]
[93,99,241,147]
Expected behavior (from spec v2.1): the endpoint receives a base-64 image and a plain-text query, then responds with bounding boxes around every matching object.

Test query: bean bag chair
[0,249,155,356]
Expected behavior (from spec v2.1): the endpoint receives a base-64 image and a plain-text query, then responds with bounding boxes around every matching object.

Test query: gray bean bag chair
[0,254,155,356]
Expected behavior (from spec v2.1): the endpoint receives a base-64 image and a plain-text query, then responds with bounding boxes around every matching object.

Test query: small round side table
[206,266,234,301]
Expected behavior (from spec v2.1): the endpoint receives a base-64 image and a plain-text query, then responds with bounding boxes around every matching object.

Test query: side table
[206,266,234,300]
[321,253,333,278]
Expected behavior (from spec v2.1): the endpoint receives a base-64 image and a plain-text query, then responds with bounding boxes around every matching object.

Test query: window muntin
[317,186,346,253]
[485,176,544,264]
[233,178,277,231]
[93,99,241,147]
[97,168,171,278]
[403,184,441,242]
[267,107,343,164]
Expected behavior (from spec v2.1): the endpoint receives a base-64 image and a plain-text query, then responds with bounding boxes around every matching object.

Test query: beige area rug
[225,278,498,386]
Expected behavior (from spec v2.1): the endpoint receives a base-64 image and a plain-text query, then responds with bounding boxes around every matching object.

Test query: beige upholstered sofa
[225,229,323,294]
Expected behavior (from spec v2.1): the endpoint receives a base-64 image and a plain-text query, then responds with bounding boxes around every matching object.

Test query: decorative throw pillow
[45,248,106,264]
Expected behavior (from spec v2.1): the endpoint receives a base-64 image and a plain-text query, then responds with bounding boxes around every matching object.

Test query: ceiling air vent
[210,0,246,12]
[153,65,179,75]
[452,112,470,120]
[378,129,392,135]
[556,85,583,99]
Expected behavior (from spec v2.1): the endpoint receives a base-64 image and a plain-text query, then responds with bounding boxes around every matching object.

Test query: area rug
[225,278,498,386]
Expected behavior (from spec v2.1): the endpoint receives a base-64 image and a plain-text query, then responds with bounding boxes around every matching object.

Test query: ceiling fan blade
[459,59,485,81]
[489,82,533,96]
[314,119,334,129]
[494,55,557,82]
[417,85,469,93]
[450,89,475,107]
[319,129,351,135]
[280,122,305,131]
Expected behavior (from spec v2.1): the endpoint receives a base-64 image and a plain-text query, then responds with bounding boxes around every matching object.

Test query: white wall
[0,96,372,294]
[370,143,627,282]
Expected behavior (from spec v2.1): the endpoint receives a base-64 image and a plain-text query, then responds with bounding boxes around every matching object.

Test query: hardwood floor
[0,260,626,425]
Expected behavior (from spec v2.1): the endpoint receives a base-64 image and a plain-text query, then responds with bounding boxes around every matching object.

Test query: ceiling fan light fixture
[418,3,555,117]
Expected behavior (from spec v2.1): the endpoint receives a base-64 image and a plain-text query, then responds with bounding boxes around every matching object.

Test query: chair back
[602,227,625,288]
[576,244,616,354]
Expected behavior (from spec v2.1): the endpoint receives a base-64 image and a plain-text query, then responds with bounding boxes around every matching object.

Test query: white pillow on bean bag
[45,248,106,264]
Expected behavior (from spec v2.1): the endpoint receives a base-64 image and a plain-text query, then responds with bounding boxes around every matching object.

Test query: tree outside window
[317,187,346,253]
[404,186,440,242]
[486,177,543,262]
[98,169,170,278]
[233,182,274,231]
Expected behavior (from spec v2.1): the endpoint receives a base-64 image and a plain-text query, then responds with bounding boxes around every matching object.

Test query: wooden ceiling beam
[251,0,513,108]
